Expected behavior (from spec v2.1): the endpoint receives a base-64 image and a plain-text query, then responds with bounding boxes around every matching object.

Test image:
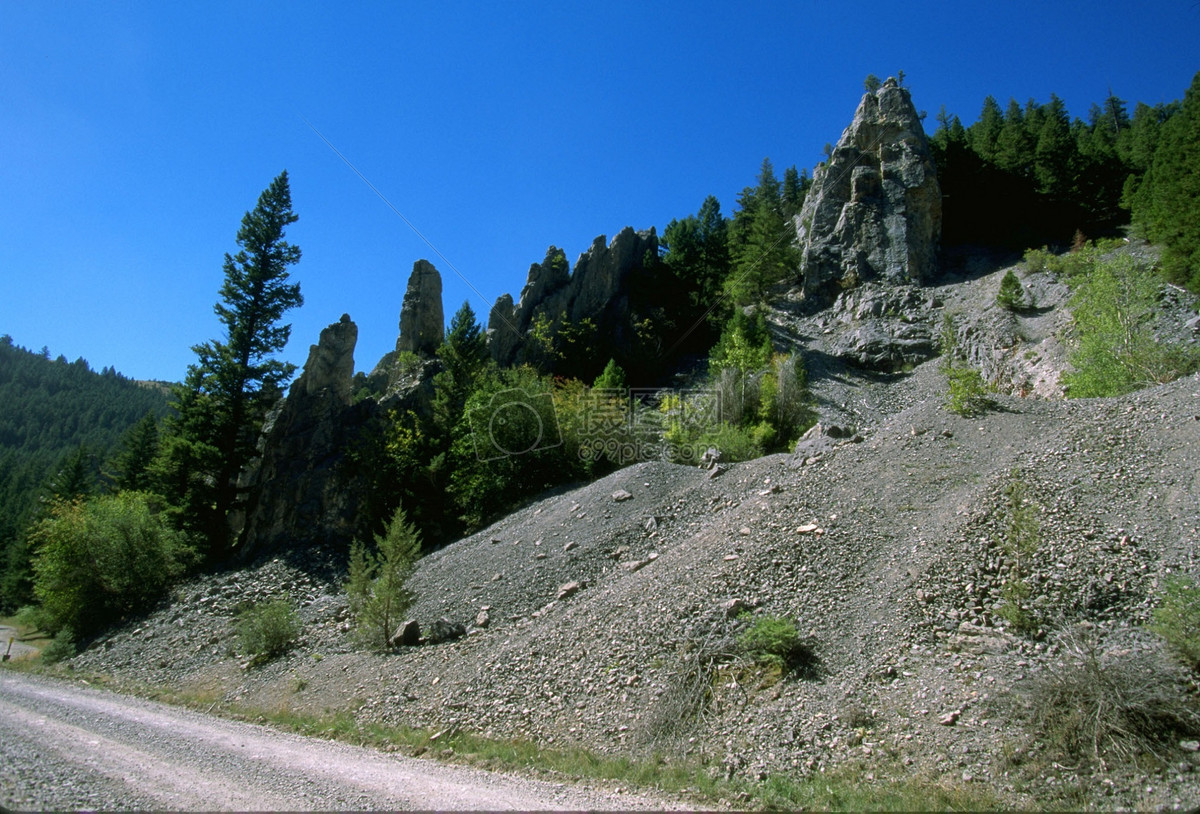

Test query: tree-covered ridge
[0,336,170,609]
[930,70,1200,293]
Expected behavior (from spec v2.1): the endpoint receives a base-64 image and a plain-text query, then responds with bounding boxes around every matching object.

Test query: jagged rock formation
[370,260,446,401]
[238,314,372,561]
[824,283,941,370]
[487,227,658,367]
[797,77,941,301]
[396,259,444,357]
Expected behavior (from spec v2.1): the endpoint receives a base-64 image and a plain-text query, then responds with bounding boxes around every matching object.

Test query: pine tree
[108,412,160,493]
[969,96,1005,162]
[592,358,627,392]
[1132,72,1200,290]
[160,171,303,559]
[1033,94,1073,199]
[995,98,1034,175]
[727,159,799,305]
[433,302,489,437]
[346,505,421,649]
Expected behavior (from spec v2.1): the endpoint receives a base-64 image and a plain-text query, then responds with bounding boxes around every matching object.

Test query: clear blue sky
[2,1,1196,382]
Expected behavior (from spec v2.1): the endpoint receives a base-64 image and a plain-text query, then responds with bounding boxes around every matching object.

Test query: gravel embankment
[64,255,1200,810]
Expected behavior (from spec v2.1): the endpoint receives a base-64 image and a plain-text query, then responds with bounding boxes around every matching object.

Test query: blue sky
[1,1,1197,382]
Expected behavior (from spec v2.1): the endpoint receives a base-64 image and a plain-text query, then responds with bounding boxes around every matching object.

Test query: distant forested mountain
[0,335,171,610]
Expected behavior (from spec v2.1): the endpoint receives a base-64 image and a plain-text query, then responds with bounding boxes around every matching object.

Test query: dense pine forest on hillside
[0,337,170,610]
[1,72,1197,649]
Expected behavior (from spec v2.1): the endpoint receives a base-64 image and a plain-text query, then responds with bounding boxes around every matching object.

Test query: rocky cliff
[396,259,444,357]
[237,314,372,561]
[487,227,658,369]
[797,77,941,301]
[371,260,446,401]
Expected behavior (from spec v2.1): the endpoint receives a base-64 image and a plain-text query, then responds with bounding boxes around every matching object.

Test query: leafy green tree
[347,504,421,649]
[448,366,580,529]
[710,309,773,377]
[758,352,814,449]
[863,74,882,93]
[29,492,194,637]
[159,171,303,559]
[1061,253,1200,396]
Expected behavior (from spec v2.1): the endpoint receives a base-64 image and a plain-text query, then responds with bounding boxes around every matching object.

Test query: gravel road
[0,626,37,662]
[0,670,683,811]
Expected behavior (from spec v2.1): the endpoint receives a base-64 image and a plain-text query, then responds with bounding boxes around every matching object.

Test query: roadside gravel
[0,670,687,811]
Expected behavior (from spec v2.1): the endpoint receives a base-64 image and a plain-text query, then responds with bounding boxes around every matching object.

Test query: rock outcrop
[371,259,446,403]
[487,227,658,368]
[396,259,444,357]
[797,77,941,301]
[238,315,372,561]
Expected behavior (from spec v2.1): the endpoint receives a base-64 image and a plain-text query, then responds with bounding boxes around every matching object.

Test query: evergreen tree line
[931,71,1200,291]
[7,72,1195,640]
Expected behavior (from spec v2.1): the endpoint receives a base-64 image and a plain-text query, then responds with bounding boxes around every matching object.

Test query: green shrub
[41,626,76,664]
[29,492,195,638]
[938,312,993,417]
[236,597,299,663]
[944,365,991,417]
[1149,575,1200,672]
[739,615,813,674]
[347,505,421,650]
[1061,253,1200,397]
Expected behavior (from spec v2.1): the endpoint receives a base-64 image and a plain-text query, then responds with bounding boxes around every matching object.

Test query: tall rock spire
[796,77,941,300]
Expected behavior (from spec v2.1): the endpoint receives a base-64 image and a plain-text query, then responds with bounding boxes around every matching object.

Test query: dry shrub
[1024,625,1200,766]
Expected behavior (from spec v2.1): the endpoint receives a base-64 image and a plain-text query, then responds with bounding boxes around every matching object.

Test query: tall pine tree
[160,171,303,560]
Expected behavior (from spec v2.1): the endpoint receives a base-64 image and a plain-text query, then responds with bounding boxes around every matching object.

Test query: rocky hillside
[70,250,1200,810]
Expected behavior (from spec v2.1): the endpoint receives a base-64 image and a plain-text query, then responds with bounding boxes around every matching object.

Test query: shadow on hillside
[938,243,1024,283]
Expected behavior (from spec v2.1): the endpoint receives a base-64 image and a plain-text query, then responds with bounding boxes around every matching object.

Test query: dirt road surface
[0,670,686,810]
[0,626,37,662]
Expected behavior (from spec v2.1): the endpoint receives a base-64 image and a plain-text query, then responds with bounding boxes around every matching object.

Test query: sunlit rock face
[797,77,941,301]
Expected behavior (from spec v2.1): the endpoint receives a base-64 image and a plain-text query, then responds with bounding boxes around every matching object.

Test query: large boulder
[797,77,941,301]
